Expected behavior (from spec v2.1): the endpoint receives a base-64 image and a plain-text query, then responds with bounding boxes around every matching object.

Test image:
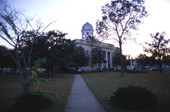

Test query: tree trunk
[119,40,124,76]
[159,60,163,74]
[18,70,29,95]
[48,70,54,77]
[120,54,124,76]
[18,64,30,95]
[22,83,30,95]
[10,52,31,95]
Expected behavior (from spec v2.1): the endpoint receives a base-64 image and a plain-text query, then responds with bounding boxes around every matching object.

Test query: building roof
[75,39,116,50]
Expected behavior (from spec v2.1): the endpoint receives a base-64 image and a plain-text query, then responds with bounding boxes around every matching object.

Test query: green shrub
[15,94,53,111]
[15,59,56,111]
[111,85,157,110]
[33,89,57,99]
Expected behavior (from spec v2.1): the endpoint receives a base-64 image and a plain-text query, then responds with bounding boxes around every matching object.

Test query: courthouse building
[75,22,119,71]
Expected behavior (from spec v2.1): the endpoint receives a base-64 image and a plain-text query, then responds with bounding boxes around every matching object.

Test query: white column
[110,52,113,68]
[101,63,104,69]
[106,51,108,68]
[97,63,99,69]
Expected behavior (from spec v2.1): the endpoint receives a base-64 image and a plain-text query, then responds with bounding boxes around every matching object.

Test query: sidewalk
[64,74,106,112]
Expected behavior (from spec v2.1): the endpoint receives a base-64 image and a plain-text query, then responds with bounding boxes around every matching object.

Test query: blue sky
[13,0,107,38]
[1,0,170,56]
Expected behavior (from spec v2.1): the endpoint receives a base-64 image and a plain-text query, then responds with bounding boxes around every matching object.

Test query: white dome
[81,22,94,31]
[81,22,94,40]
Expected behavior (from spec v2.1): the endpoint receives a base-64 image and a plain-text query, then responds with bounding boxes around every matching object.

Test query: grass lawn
[82,71,170,112]
[0,74,74,112]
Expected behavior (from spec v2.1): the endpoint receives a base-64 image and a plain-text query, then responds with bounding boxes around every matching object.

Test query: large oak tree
[96,0,147,76]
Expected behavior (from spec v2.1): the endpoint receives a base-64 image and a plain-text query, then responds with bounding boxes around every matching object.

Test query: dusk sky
[1,0,170,57]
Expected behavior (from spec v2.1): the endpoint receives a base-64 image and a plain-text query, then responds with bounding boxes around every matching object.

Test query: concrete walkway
[64,74,106,112]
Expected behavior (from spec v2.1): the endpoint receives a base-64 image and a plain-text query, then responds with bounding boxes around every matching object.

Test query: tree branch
[0,35,15,47]
[41,21,56,32]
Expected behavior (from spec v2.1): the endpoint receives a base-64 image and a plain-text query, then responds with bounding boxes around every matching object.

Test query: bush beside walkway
[82,72,170,112]
[0,74,74,112]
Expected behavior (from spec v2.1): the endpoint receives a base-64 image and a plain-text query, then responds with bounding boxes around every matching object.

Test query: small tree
[28,58,47,92]
[144,32,170,73]
[72,46,89,72]
[91,47,106,70]
[136,54,151,69]
[0,2,53,95]
[96,0,148,76]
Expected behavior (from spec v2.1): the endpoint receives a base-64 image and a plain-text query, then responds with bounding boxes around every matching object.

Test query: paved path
[64,74,106,112]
